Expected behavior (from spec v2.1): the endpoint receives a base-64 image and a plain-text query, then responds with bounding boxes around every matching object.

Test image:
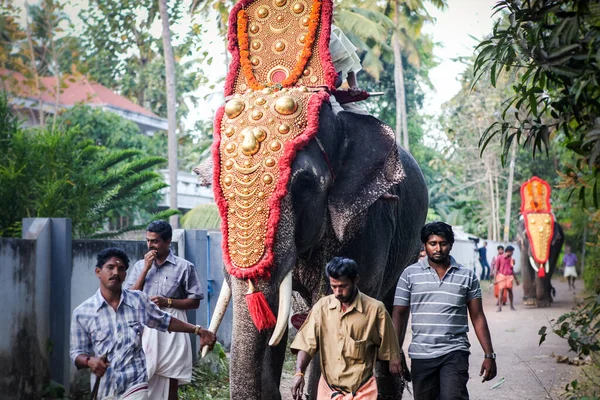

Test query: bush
[178,342,230,400]
[540,295,600,398]
[0,95,177,237]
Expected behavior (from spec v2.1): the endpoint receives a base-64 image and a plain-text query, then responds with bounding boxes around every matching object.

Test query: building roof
[0,68,158,118]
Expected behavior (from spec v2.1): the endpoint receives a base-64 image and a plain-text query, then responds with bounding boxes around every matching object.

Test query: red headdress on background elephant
[517,177,564,307]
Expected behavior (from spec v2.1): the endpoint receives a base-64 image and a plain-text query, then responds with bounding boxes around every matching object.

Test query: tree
[0,95,177,238]
[390,0,446,150]
[157,0,179,228]
[474,0,600,206]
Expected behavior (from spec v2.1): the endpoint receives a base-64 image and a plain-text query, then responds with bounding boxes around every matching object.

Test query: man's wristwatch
[194,325,202,335]
[484,353,496,359]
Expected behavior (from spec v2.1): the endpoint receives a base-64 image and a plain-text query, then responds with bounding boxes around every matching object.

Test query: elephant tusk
[201,280,232,358]
[545,262,550,273]
[268,270,293,347]
[529,256,539,272]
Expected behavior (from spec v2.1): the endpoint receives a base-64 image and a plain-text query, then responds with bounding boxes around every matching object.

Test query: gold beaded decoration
[524,213,553,263]
[219,88,310,268]
[232,0,328,91]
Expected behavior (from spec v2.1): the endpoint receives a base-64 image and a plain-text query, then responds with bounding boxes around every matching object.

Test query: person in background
[478,241,490,281]
[491,245,507,306]
[562,245,578,290]
[496,245,519,312]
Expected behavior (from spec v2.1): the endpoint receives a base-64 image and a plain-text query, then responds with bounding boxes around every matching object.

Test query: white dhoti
[564,266,578,278]
[143,308,193,399]
[101,383,149,400]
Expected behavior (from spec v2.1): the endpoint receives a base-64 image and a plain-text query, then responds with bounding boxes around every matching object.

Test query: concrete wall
[0,220,51,399]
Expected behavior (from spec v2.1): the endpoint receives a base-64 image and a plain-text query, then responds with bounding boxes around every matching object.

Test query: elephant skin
[517,219,564,307]
[220,103,428,400]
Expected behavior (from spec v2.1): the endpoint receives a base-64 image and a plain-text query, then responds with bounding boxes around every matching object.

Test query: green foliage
[474,0,600,206]
[78,0,206,121]
[181,204,221,230]
[539,295,600,398]
[179,342,229,400]
[54,103,165,153]
[40,380,68,400]
[0,95,174,238]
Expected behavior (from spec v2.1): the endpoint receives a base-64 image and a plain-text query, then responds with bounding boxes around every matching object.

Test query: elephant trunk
[201,279,232,357]
[229,276,287,400]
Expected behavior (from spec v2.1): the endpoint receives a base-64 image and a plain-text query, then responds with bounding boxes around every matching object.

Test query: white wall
[450,239,521,277]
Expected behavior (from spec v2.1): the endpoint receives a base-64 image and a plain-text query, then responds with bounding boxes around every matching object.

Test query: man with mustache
[290,257,402,400]
[392,222,497,400]
[124,220,203,399]
[70,248,216,400]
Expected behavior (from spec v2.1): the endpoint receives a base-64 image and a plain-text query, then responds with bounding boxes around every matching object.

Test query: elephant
[517,218,564,307]
[201,103,429,400]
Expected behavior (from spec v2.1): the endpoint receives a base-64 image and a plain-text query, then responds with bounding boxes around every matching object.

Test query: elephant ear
[328,112,405,242]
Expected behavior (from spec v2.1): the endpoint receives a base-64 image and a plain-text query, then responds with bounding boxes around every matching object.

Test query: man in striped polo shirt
[392,222,496,399]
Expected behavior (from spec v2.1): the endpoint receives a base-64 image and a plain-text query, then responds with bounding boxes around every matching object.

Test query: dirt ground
[280,277,585,400]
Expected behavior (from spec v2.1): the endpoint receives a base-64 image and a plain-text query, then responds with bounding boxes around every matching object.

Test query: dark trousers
[479,259,490,280]
[411,350,470,400]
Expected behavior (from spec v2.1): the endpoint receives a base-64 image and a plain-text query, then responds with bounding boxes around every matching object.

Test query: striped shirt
[394,256,481,359]
[70,289,172,398]
[124,250,203,300]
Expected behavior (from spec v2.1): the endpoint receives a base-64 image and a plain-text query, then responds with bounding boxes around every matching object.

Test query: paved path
[281,278,584,399]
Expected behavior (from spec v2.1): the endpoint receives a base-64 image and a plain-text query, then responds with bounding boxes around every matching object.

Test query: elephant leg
[536,277,552,307]
[375,360,404,400]
[520,252,536,302]
[262,328,288,399]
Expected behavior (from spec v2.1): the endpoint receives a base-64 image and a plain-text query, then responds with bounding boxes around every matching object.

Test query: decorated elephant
[517,218,564,307]
[516,177,565,307]
[196,0,428,397]
[199,102,428,399]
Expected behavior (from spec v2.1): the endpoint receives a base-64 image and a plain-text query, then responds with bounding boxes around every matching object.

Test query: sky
[12,0,501,130]
[421,0,499,118]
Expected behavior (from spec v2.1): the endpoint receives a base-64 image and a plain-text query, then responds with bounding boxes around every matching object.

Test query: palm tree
[390,0,446,150]
[336,0,446,148]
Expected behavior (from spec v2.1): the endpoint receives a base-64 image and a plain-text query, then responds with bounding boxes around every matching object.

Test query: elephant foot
[523,299,537,307]
[537,300,551,308]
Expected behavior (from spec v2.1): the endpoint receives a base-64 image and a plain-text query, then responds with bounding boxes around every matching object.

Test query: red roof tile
[1,68,159,118]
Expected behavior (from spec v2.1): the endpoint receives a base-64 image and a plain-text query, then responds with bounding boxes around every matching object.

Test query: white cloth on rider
[329,95,369,115]
[144,307,192,399]
[329,24,362,84]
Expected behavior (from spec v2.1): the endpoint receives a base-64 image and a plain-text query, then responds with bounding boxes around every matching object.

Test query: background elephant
[206,103,428,400]
[517,219,564,307]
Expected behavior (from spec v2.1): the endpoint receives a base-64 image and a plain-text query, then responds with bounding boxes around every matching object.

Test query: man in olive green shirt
[291,257,401,399]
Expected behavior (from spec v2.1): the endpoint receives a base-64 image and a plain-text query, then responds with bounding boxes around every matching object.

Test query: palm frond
[181,203,221,230]
[94,149,142,171]
[89,209,181,239]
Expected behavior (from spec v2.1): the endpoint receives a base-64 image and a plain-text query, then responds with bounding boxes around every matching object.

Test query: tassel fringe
[246,290,277,331]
